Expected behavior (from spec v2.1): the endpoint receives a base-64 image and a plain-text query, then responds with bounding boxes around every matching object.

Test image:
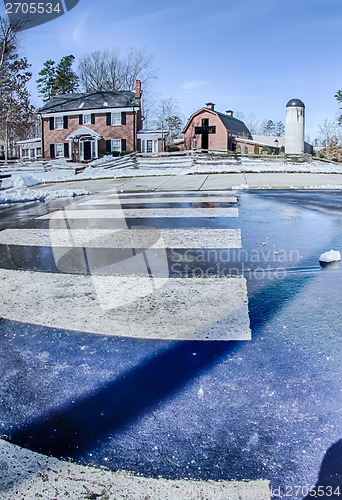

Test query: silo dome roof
[286,98,305,108]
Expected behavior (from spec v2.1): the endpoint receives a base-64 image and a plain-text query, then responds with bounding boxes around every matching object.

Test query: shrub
[254,144,260,154]
[166,145,180,152]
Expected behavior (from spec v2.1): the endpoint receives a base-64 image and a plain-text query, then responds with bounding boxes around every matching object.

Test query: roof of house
[183,107,252,137]
[16,138,41,145]
[215,112,252,136]
[38,91,140,114]
[137,129,169,137]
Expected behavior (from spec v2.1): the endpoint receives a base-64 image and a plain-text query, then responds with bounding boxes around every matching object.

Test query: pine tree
[335,90,342,125]
[37,59,56,101]
[263,120,276,136]
[37,55,79,100]
[275,121,285,136]
[54,55,79,94]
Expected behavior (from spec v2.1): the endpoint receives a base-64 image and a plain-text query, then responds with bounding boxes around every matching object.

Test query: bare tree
[318,118,338,146]
[0,19,18,82]
[78,48,157,92]
[152,97,184,144]
[244,113,259,134]
[234,111,245,121]
[0,20,34,160]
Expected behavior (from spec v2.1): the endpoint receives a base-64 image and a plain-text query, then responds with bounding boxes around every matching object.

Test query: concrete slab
[0,269,251,340]
[117,190,237,197]
[38,178,129,193]
[244,173,342,188]
[78,195,238,205]
[155,175,208,191]
[115,176,173,192]
[315,173,342,186]
[39,207,239,219]
[201,174,246,190]
[0,228,242,249]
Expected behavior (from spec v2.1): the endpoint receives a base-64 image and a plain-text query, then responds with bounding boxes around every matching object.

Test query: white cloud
[182,80,208,91]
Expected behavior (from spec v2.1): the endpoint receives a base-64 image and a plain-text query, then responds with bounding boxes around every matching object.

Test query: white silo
[285,99,305,154]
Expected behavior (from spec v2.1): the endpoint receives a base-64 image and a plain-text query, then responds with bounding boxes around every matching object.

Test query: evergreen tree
[54,55,79,94]
[263,119,276,136]
[37,59,56,101]
[335,89,342,125]
[166,115,183,141]
[275,121,285,136]
[37,55,79,100]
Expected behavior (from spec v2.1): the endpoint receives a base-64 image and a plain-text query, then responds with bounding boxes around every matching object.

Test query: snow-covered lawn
[0,154,341,204]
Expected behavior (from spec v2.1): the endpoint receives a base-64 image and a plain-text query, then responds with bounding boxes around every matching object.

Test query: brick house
[182,102,252,151]
[38,81,142,161]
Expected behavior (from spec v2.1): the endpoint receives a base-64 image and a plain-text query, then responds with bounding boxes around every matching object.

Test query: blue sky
[2,0,342,139]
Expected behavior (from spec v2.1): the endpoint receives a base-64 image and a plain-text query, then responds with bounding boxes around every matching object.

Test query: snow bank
[0,188,90,205]
[13,174,42,189]
[1,178,12,189]
[89,155,117,166]
[1,174,42,189]
[319,250,341,263]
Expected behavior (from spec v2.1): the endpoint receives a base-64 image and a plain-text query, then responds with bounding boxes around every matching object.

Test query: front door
[201,133,208,149]
[83,141,91,160]
[201,118,209,150]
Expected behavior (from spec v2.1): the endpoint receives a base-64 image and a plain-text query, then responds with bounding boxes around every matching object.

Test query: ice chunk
[319,250,341,263]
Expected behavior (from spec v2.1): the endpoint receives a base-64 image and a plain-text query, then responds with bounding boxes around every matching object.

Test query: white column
[94,139,99,158]
[69,140,72,160]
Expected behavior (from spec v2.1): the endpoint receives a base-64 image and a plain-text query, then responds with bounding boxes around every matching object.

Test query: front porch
[66,126,103,162]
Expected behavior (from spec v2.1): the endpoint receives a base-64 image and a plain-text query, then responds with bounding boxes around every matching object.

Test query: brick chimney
[226,110,234,117]
[206,102,215,111]
[135,80,141,98]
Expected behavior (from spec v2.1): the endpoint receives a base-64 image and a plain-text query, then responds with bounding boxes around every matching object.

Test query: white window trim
[111,112,121,126]
[146,139,153,153]
[141,139,158,154]
[111,139,122,152]
[55,143,64,158]
[55,116,64,130]
[83,114,92,125]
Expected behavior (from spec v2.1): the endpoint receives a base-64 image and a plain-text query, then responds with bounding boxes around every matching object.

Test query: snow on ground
[0,188,90,205]
[0,156,341,195]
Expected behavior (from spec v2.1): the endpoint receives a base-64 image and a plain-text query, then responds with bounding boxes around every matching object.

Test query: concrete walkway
[41,172,342,193]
